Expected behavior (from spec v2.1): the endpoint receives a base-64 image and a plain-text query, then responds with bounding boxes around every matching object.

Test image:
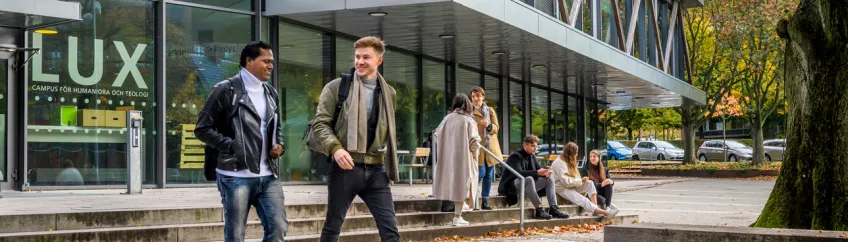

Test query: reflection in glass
[178,0,253,11]
[509,81,524,152]
[422,60,446,136]
[277,23,330,182]
[334,37,355,77]
[27,0,156,186]
[164,4,251,184]
[531,87,549,150]
[484,75,501,141]
[383,51,419,182]
[457,68,480,95]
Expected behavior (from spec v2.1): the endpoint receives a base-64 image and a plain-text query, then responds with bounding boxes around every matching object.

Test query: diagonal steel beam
[569,0,584,27]
[646,0,665,70]
[625,0,642,54]
[559,0,570,25]
[663,0,679,72]
[610,0,626,51]
[679,7,694,83]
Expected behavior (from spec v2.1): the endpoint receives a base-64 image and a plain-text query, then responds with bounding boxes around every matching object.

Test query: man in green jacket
[312,36,400,242]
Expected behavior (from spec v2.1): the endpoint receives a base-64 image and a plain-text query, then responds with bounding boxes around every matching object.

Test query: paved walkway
[0,178,685,215]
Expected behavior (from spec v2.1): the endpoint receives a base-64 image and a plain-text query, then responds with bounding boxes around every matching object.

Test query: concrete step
[0,196,578,233]
[281,215,639,242]
[0,206,590,242]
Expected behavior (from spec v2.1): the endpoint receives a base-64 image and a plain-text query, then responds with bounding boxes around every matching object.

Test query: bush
[669,162,781,171]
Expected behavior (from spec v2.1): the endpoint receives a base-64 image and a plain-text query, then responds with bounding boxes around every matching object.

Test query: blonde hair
[354,36,386,56]
[560,142,580,177]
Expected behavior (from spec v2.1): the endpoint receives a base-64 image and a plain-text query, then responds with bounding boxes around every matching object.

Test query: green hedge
[612,139,754,150]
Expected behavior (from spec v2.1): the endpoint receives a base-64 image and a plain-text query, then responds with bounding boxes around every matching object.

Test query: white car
[632,141,685,161]
[763,139,786,161]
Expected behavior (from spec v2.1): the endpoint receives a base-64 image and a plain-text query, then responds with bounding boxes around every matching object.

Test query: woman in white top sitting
[551,142,618,220]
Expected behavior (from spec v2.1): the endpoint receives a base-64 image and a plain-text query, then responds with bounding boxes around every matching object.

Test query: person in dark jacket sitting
[497,135,569,220]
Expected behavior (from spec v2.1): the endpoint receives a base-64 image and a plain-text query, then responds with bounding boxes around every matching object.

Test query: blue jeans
[217,174,288,242]
[478,165,495,198]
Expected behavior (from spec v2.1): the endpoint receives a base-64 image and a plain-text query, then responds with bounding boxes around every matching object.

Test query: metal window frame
[165,0,256,15]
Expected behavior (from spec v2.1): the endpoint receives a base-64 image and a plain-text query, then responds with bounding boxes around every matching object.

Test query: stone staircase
[0,196,636,241]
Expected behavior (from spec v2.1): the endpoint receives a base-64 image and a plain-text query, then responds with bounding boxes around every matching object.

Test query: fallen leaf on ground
[777,229,782,233]
[421,192,425,196]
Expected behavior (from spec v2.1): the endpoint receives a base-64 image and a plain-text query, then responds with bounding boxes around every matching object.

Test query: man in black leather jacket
[195,41,288,242]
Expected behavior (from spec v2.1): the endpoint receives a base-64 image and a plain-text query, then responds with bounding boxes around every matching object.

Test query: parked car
[606,140,633,160]
[763,139,786,161]
[697,140,754,162]
[632,141,684,161]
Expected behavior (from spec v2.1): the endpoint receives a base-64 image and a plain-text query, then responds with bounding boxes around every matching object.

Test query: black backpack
[303,69,354,155]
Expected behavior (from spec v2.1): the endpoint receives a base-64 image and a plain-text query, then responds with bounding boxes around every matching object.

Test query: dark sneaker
[548,205,570,219]
[533,208,553,220]
[481,198,493,210]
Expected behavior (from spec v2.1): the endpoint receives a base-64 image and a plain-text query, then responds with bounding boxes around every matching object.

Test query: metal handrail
[478,145,526,235]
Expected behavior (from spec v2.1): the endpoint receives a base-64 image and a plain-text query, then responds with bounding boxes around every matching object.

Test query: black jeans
[593,182,613,208]
[321,162,400,242]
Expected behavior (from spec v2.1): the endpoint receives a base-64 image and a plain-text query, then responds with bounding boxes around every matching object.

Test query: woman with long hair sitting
[551,142,619,220]
[583,150,618,211]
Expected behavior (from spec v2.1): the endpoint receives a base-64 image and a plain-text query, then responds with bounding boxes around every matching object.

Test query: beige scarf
[345,73,397,158]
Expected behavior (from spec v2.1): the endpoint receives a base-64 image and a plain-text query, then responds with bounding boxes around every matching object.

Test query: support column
[154,0,167,188]
[637,0,647,61]
[522,61,531,136]
[647,0,657,66]
[500,55,510,155]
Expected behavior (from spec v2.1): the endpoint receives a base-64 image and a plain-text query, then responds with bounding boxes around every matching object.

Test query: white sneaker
[463,202,473,211]
[453,217,470,226]
[606,208,619,220]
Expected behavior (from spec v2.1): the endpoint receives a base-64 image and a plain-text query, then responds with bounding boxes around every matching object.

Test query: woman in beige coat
[470,87,503,210]
[432,94,482,226]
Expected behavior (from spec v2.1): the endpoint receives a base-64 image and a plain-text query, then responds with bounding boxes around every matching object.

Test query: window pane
[531,67,546,86]
[484,75,501,141]
[457,68,479,96]
[28,0,156,186]
[531,88,549,150]
[165,4,251,184]
[334,37,355,77]
[551,93,565,152]
[422,60,446,136]
[567,96,578,142]
[178,0,253,11]
[509,81,524,152]
[383,51,419,152]
[277,22,330,182]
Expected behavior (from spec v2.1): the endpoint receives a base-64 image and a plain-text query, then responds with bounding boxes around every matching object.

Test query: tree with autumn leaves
[711,0,794,166]
[710,92,743,162]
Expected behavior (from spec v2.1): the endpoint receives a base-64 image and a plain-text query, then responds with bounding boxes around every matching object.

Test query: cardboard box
[50,106,78,126]
[78,109,106,127]
[104,110,127,127]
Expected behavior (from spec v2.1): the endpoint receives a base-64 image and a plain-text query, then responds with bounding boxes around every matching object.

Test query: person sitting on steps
[552,142,619,221]
[580,150,619,211]
[497,134,570,220]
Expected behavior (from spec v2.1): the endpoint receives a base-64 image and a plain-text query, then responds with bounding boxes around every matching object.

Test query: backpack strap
[332,72,353,128]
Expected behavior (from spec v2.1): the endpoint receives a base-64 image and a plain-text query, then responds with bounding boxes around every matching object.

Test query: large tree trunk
[754,0,848,230]
[627,128,633,140]
[750,122,766,166]
[681,115,698,165]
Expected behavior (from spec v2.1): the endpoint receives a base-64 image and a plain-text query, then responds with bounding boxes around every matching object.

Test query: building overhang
[267,0,707,110]
[0,0,81,30]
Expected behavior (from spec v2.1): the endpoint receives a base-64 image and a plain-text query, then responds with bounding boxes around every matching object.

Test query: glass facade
[422,60,446,136]
[164,4,252,184]
[277,22,331,182]
[27,0,156,186]
[508,81,524,152]
[8,0,606,189]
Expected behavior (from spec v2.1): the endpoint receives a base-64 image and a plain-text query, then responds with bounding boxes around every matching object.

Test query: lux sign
[31,33,149,89]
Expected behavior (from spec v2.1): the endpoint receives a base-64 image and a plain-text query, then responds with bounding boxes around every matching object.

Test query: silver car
[697,140,754,162]
[632,141,685,161]
[763,139,786,161]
